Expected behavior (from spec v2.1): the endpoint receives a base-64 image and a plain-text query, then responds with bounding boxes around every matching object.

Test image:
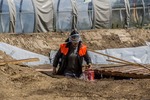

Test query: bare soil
[0,29,150,100]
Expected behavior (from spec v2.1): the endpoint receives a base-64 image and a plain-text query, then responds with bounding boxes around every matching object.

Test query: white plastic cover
[50,45,150,65]
[0,42,50,66]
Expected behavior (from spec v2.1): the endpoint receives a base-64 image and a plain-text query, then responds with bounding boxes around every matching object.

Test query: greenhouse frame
[0,0,150,33]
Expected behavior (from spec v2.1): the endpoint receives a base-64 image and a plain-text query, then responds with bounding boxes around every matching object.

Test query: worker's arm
[83,51,92,68]
[52,49,62,74]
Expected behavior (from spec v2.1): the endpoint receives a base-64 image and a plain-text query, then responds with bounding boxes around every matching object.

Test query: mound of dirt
[0,29,150,56]
[0,29,150,100]
[0,62,150,100]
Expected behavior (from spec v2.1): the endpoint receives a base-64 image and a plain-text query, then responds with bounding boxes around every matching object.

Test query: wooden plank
[99,64,131,68]
[122,68,145,73]
[0,58,39,66]
[106,59,129,65]
[35,68,53,72]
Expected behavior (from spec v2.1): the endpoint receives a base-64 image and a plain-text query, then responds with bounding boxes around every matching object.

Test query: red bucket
[84,69,95,81]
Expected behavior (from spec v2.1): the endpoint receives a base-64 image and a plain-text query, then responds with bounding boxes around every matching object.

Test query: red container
[84,69,95,81]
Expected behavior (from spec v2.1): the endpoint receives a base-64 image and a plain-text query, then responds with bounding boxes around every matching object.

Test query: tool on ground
[83,69,95,81]
[82,65,95,81]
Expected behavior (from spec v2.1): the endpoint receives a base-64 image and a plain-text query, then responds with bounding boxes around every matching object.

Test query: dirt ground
[0,29,150,100]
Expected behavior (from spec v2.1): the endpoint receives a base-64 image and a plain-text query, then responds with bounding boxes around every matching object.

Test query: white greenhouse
[0,0,149,33]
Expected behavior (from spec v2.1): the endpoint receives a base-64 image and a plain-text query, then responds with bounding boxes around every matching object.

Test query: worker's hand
[88,63,92,69]
[86,63,92,70]
[52,67,57,75]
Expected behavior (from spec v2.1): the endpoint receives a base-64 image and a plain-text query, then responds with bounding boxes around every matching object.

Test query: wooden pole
[90,49,135,64]
[35,68,53,72]
[100,64,131,68]
[106,59,129,65]
[0,58,40,66]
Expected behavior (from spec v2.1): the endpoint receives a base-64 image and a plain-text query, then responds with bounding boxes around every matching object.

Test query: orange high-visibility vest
[60,43,87,56]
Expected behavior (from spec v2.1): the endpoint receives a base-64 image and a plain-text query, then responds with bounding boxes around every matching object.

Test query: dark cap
[65,30,80,42]
[70,30,79,36]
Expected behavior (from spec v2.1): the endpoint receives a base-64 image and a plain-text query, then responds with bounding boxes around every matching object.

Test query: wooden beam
[0,58,40,66]
[106,59,130,65]
[98,64,131,68]
[35,68,53,72]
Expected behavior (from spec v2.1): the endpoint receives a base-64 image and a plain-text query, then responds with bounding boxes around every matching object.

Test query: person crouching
[52,30,92,78]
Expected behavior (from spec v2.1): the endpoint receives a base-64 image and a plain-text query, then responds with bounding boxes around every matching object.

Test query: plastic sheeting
[33,0,53,32]
[0,0,150,33]
[7,0,16,33]
[93,0,111,28]
[0,42,50,66]
[89,46,150,64]
[0,0,10,33]
[56,0,72,31]
[129,0,145,28]
[76,0,93,30]
[0,0,54,33]
[50,45,150,65]
[14,0,34,33]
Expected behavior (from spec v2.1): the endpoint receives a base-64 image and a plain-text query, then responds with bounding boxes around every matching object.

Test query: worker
[52,30,92,78]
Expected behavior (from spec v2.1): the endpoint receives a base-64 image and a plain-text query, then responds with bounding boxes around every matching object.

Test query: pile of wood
[90,50,150,79]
